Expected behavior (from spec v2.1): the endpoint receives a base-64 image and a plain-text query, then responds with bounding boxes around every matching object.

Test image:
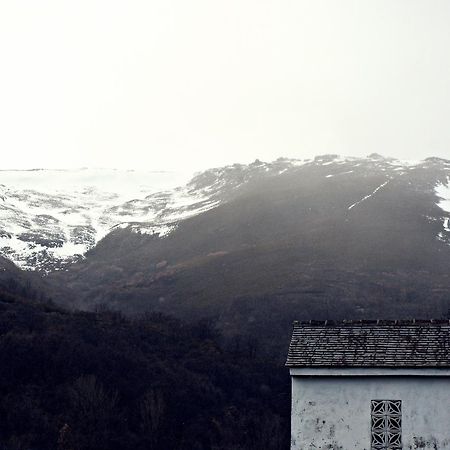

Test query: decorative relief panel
[371,400,402,449]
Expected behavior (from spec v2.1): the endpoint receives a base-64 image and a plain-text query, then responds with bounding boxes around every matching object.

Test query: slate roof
[286,320,450,368]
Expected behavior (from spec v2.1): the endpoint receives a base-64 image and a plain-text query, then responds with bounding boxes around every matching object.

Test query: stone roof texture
[286,320,450,368]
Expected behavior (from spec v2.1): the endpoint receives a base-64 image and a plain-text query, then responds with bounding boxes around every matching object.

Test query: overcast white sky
[1,1,450,172]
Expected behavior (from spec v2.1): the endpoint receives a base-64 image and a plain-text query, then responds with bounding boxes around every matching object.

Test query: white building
[286,320,450,450]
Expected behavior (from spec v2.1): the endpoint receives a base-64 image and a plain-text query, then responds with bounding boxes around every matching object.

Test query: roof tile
[286,320,450,368]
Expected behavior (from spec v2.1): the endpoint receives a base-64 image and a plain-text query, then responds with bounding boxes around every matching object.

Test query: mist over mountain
[2,154,450,349]
[0,154,437,354]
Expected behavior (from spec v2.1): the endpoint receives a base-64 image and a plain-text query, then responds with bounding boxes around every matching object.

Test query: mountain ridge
[38,155,450,349]
[2,154,449,273]
[1,153,450,354]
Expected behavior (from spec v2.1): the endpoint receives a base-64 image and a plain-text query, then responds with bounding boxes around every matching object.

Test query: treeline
[0,289,290,450]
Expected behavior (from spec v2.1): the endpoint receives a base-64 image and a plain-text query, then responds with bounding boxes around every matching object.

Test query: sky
[1,0,450,172]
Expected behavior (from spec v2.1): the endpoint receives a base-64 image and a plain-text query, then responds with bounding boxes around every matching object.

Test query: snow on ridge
[0,167,231,271]
[385,159,422,168]
[3,160,302,271]
[0,169,194,271]
[0,168,193,203]
[113,186,222,239]
[1,158,449,271]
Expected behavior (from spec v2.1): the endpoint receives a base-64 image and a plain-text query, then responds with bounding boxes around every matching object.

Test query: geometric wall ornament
[371,400,402,449]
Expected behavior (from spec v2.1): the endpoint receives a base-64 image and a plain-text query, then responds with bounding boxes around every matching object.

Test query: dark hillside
[0,255,50,302]
[0,291,289,450]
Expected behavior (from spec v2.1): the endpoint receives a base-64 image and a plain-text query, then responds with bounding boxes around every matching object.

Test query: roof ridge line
[292,319,450,326]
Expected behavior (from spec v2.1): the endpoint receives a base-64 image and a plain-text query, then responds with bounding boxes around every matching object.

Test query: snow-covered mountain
[0,168,193,271]
[1,155,450,273]
[0,160,312,271]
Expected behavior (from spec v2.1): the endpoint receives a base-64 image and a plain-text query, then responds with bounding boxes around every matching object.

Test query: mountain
[32,154,449,354]
[2,156,450,347]
[0,161,326,272]
[0,168,192,272]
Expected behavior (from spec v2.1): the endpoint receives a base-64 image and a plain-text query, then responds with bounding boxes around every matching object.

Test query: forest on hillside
[0,286,290,450]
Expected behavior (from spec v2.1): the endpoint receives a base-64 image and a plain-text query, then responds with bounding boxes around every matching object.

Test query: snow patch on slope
[436,179,450,243]
[111,186,221,238]
[348,180,390,210]
[436,181,450,214]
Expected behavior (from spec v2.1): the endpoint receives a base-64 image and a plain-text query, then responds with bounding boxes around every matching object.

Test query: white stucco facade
[290,369,450,450]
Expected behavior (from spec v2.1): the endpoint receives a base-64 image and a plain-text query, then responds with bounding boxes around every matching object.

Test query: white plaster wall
[291,376,450,450]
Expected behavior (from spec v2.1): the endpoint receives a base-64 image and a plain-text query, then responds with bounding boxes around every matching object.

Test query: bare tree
[139,389,165,449]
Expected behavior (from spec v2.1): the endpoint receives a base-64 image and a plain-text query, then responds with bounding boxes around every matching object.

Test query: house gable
[287,320,450,450]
